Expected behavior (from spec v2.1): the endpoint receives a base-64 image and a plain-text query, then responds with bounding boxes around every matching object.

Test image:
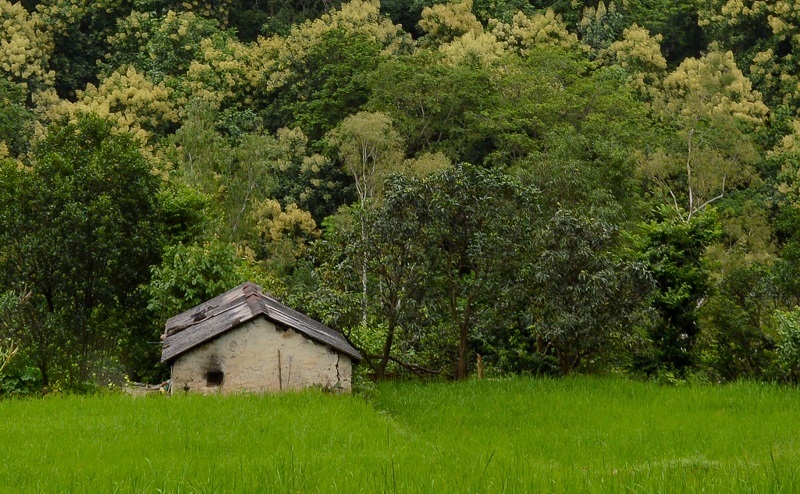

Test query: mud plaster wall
[170,317,352,394]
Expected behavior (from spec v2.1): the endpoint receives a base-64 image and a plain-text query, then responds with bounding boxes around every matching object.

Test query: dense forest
[2,0,800,393]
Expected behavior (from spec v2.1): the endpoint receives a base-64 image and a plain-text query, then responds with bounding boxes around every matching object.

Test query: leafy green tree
[489,48,650,222]
[311,164,540,379]
[250,199,320,277]
[637,206,720,373]
[327,111,405,210]
[262,28,383,140]
[529,210,652,375]
[327,111,405,322]
[166,102,350,239]
[145,238,272,324]
[0,78,32,157]
[698,262,777,381]
[641,49,766,223]
[774,307,800,384]
[368,49,496,163]
[165,102,276,242]
[311,197,430,380]
[0,114,165,388]
[578,1,626,52]
[699,0,800,114]
[416,163,541,379]
[104,10,230,82]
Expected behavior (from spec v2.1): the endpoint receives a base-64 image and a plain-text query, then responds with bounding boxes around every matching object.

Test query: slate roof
[160,282,362,363]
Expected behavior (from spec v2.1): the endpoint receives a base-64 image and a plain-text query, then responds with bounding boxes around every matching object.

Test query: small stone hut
[161,282,361,394]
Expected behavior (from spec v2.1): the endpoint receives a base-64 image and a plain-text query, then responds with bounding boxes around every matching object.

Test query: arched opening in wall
[206,369,224,386]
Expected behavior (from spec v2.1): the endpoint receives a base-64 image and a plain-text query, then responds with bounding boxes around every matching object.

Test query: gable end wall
[170,317,352,394]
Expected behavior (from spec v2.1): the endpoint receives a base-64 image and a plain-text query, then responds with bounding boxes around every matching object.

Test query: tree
[637,206,719,373]
[145,238,271,324]
[641,49,767,223]
[417,0,483,47]
[311,193,430,380]
[251,199,320,276]
[699,0,800,113]
[0,1,54,91]
[600,24,667,101]
[261,28,384,140]
[698,261,777,381]
[578,1,627,53]
[0,77,33,158]
[774,307,800,384]
[327,111,405,323]
[530,210,652,375]
[327,111,405,210]
[310,163,540,379]
[488,47,650,223]
[0,114,165,388]
[417,163,541,379]
[367,50,496,162]
[104,10,230,82]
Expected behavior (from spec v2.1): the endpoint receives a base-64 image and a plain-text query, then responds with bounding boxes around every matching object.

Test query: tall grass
[375,377,800,492]
[1,377,798,492]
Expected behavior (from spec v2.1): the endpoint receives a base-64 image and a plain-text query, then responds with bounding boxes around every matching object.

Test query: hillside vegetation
[1,378,799,492]
[3,0,800,390]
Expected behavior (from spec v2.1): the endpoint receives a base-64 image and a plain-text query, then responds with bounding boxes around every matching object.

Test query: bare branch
[386,355,441,376]
[688,175,726,222]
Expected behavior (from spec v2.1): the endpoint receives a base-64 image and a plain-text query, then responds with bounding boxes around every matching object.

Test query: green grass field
[1,377,799,493]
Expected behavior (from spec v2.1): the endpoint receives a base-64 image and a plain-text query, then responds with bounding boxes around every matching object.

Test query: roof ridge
[161,282,362,362]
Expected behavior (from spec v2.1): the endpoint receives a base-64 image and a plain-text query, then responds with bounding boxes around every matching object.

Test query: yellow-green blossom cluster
[41,66,178,143]
[419,0,483,46]
[254,0,409,93]
[602,24,667,99]
[489,10,579,55]
[701,0,800,110]
[662,49,768,125]
[0,1,54,88]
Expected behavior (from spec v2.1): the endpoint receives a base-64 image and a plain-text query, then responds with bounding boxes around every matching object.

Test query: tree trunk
[457,321,468,380]
[375,320,397,380]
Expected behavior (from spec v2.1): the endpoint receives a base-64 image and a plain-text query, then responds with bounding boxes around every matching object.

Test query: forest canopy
[3,0,800,392]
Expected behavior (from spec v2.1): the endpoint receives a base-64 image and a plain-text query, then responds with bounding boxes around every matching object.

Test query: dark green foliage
[775,308,800,383]
[528,211,653,375]
[308,198,429,379]
[157,183,212,246]
[497,54,648,222]
[368,51,496,162]
[627,0,706,64]
[104,11,229,82]
[48,27,103,99]
[0,115,165,388]
[773,204,800,307]
[638,207,720,373]
[262,29,383,141]
[380,0,426,37]
[230,0,346,39]
[0,78,32,157]
[699,263,777,381]
[416,164,542,379]
[145,239,259,323]
[578,1,627,52]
